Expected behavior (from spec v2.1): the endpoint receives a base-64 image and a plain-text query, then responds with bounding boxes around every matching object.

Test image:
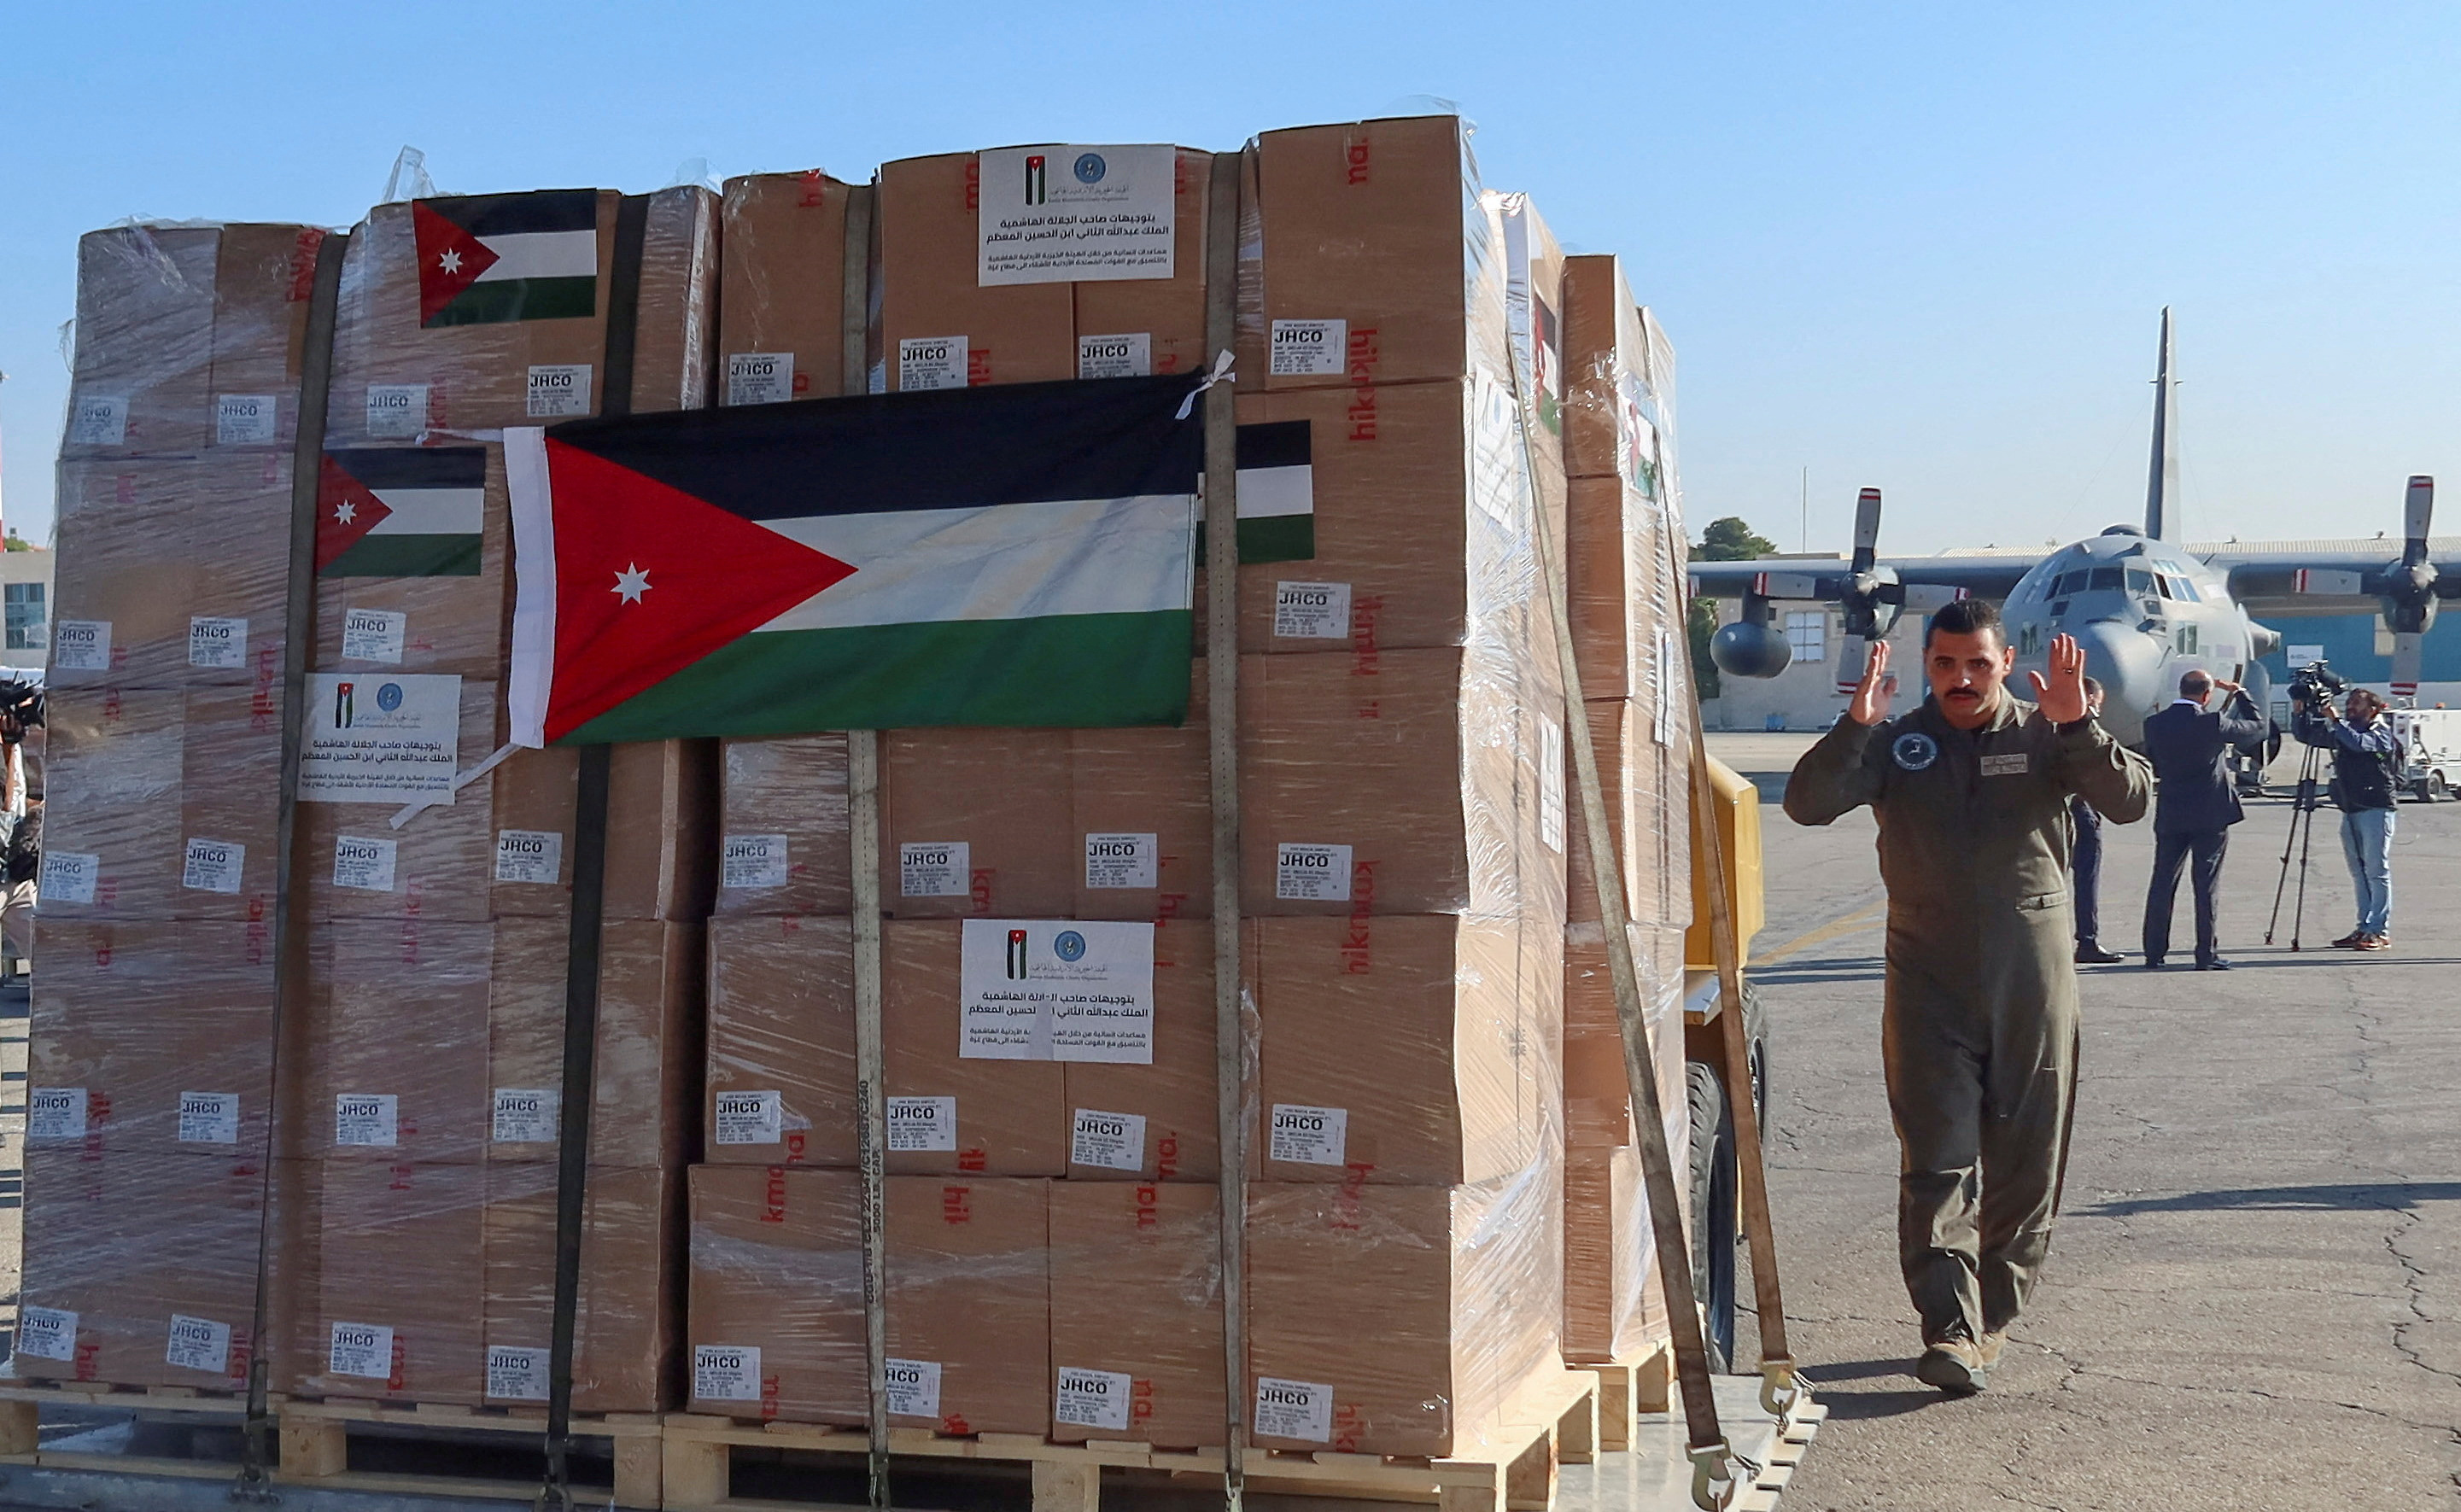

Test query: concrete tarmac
[1714,731,2461,1509]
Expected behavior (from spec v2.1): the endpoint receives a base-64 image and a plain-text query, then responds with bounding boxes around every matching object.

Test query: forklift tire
[1686,1056,1738,1375]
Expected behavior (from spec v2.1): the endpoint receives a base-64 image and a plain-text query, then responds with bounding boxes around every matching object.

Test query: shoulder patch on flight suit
[1892,733,1939,771]
[1979,752,2031,776]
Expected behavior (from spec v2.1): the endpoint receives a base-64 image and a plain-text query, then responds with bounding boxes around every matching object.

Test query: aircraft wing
[2200,544,2461,617]
[1686,553,2043,603]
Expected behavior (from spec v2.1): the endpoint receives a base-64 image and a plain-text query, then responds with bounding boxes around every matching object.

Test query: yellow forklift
[1681,756,1768,1375]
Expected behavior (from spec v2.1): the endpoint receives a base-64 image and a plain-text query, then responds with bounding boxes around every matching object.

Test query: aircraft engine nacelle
[1710,619,1794,679]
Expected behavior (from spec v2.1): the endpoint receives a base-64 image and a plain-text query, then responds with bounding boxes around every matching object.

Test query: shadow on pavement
[2080,1181,2461,1217]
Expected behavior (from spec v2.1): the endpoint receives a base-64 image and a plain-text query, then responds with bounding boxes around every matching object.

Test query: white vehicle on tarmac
[2388,707,2461,802]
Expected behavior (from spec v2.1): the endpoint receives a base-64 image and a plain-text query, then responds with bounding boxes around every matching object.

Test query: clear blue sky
[4,3,2454,554]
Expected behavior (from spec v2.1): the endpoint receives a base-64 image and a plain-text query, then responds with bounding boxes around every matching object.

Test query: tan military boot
[1915,1337,1988,1395]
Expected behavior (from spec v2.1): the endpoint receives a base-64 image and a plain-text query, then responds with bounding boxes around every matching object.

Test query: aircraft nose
[2067,619,2161,745]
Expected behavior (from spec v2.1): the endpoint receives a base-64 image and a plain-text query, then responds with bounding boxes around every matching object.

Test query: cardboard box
[291,1159,488,1404]
[310,445,512,680]
[29,921,275,1159]
[488,739,718,921]
[1061,923,1217,1182]
[882,922,1067,1176]
[1560,256,1646,482]
[880,728,1074,919]
[1563,1146,1654,1364]
[486,919,700,1170]
[1047,1181,1225,1446]
[1247,1172,1563,1458]
[719,171,856,404]
[1252,914,1557,1186]
[1566,698,1645,928]
[1247,117,1511,394]
[1240,648,1565,921]
[294,919,493,1164]
[51,457,295,690]
[482,1164,681,1411]
[1072,149,1214,380]
[1564,923,1687,1042]
[296,680,503,924]
[714,734,851,919]
[879,154,1075,391]
[1068,663,1207,923]
[686,1168,1050,1433]
[15,1149,268,1389]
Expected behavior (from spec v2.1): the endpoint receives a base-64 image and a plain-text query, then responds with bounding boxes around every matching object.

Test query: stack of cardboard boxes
[685,117,1579,1459]
[1556,254,1697,1368]
[266,185,721,1410]
[20,221,325,1388]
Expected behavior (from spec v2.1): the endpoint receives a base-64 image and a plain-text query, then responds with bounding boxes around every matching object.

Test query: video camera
[2289,660,2347,708]
[0,680,44,742]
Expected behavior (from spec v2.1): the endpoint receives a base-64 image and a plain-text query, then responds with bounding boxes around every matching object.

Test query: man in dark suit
[2071,678,2124,963]
[2142,668,2265,969]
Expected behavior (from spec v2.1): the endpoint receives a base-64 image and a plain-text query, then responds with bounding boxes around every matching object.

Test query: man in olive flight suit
[1786,599,2150,1394]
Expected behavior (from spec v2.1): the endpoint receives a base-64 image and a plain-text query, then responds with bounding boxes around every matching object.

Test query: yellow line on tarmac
[1757,901,1885,965]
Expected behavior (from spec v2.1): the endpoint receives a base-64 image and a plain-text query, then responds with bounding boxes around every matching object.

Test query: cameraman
[2292,684,2400,950]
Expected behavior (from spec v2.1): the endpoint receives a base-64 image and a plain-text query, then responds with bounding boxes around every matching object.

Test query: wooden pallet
[0,1381,662,1507]
[1732,1398,1824,1512]
[663,1367,1599,1512]
[1576,1346,1672,1453]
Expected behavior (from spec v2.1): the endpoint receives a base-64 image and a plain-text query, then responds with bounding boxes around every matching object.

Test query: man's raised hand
[1848,639,1895,727]
[2028,633,2089,724]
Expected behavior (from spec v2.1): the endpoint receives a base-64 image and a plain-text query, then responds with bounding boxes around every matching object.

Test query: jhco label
[886,1095,957,1153]
[899,336,969,392]
[182,838,245,895]
[178,1090,241,1145]
[334,1093,400,1147]
[714,1089,783,1146]
[694,1344,762,1402]
[332,834,399,893]
[39,852,98,907]
[328,1322,395,1380]
[1083,832,1157,890]
[486,1344,550,1401]
[53,619,112,671]
[492,1088,560,1144]
[15,1305,79,1363]
[1077,332,1152,380]
[214,393,278,445]
[340,607,408,664]
[67,394,128,447]
[1055,1366,1134,1431]
[28,1087,88,1141]
[166,1313,232,1375]
[721,833,790,890]
[885,1357,942,1418]
[1273,581,1352,640]
[1070,1107,1147,1172]
[494,829,564,884]
[525,364,593,417]
[188,616,248,668]
[1253,1376,1335,1442]
[1269,319,1347,377]
[364,383,430,438]
[726,352,795,406]
[1268,1103,1349,1167]
[1274,843,1353,902]
[900,841,971,898]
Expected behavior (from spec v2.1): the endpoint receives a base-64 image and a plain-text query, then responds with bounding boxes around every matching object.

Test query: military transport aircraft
[1687,309,2451,747]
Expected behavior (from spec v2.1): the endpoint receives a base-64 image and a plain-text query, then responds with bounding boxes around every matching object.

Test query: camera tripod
[2264,739,2332,949]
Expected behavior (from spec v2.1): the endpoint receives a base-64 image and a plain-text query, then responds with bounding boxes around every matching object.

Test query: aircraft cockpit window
[2169,575,2201,603]
[2151,575,2173,598]
[2088,567,2123,590]
[2124,566,2154,594]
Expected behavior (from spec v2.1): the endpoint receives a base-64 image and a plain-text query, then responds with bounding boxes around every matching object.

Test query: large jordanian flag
[318,448,485,576]
[413,190,599,327]
[507,375,1203,744]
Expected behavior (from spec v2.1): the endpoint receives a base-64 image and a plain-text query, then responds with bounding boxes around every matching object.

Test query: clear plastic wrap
[295,680,501,923]
[720,171,856,406]
[715,734,851,918]
[880,728,1075,919]
[1068,661,1211,922]
[1045,1180,1225,1447]
[493,739,718,921]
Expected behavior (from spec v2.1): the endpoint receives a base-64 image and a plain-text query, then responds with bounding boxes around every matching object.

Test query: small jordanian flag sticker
[412,190,599,328]
[318,448,486,577]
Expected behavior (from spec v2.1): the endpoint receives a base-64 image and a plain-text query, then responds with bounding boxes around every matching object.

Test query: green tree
[3,533,28,553]
[1686,517,1777,700]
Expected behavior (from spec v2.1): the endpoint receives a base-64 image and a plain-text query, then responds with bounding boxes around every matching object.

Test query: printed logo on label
[340,608,408,665]
[487,1344,550,1401]
[15,1306,78,1363]
[182,838,245,895]
[494,829,564,884]
[53,620,112,672]
[27,1087,87,1142]
[178,1091,241,1145]
[900,841,971,898]
[899,336,970,392]
[1269,1104,1349,1167]
[1077,332,1152,380]
[885,1357,942,1417]
[328,1322,395,1380]
[714,1089,784,1146]
[1254,1376,1335,1442]
[1084,832,1158,890]
[332,834,398,893]
[526,365,593,417]
[726,352,795,407]
[1070,1108,1147,1171]
[1270,319,1348,377]
[492,1088,560,1144]
[67,394,128,447]
[694,1344,762,1402]
[1979,752,2030,777]
[1273,581,1352,640]
[1275,843,1353,902]
[364,384,430,438]
[722,833,790,890]
[189,616,248,669]
[1055,1367,1134,1431]
[39,852,98,907]
[1892,733,1940,772]
[334,1093,400,1147]
[167,1313,232,1375]
[214,394,279,446]
[886,1095,957,1153]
